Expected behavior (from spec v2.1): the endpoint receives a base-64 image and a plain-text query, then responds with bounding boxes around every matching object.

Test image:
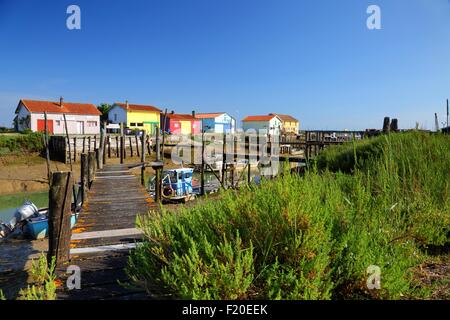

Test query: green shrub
[17,253,57,300]
[0,132,44,154]
[127,132,449,300]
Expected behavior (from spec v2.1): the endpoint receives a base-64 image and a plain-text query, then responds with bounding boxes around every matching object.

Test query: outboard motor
[0,201,39,238]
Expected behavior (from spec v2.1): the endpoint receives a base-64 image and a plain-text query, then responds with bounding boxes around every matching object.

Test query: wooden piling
[129,136,133,157]
[200,125,205,196]
[115,136,119,158]
[141,132,146,186]
[73,137,77,163]
[82,137,86,154]
[98,123,105,170]
[63,114,73,170]
[43,112,51,184]
[120,135,124,164]
[247,160,251,184]
[81,153,88,203]
[47,171,73,266]
[88,151,96,185]
[155,126,161,202]
[221,133,226,186]
[108,136,111,158]
[135,135,140,158]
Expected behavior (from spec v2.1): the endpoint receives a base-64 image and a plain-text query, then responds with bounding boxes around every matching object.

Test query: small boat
[0,201,80,240]
[25,210,79,240]
[149,168,196,202]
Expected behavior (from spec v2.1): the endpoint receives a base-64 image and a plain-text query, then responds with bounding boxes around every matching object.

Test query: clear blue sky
[1,0,449,130]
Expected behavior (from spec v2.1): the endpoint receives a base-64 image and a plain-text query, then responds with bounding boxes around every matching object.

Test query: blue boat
[149,168,196,202]
[26,209,79,240]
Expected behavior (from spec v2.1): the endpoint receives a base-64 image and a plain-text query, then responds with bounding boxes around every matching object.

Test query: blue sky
[0,0,449,130]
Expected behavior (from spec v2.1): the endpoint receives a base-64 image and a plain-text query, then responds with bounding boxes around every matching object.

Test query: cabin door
[37,119,54,134]
[76,121,85,134]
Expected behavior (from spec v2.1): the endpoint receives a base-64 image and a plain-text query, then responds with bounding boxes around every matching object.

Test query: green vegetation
[0,191,48,211]
[0,289,5,300]
[127,132,449,299]
[0,132,44,155]
[17,254,57,300]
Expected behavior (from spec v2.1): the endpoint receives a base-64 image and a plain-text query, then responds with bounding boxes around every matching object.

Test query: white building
[14,98,101,135]
[241,115,282,135]
[194,112,236,133]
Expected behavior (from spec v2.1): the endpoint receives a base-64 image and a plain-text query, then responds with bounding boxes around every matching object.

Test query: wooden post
[147,136,151,155]
[43,112,51,184]
[108,136,111,158]
[88,136,91,152]
[135,135,140,158]
[88,151,96,185]
[94,135,97,150]
[98,123,105,170]
[247,160,251,184]
[129,136,133,157]
[63,114,73,171]
[155,126,161,202]
[141,132,146,186]
[73,137,77,163]
[81,153,88,202]
[200,130,205,196]
[47,171,73,266]
[120,135,124,164]
[221,133,226,186]
[82,136,86,154]
[115,136,119,158]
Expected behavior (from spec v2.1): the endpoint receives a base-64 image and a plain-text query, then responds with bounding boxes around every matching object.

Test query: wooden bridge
[56,163,158,300]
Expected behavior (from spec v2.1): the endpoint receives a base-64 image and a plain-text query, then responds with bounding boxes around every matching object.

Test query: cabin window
[185,172,192,179]
[130,123,136,126]
[178,172,183,180]
[137,123,143,127]
[114,114,117,122]
[87,121,97,127]
[169,172,177,183]
[55,120,61,126]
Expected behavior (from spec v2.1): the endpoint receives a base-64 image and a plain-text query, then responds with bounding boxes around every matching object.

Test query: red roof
[195,112,225,119]
[164,113,198,121]
[242,115,278,122]
[269,113,298,122]
[18,99,101,116]
[115,103,161,113]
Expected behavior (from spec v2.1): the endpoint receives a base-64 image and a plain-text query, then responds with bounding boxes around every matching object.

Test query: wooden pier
[56,163,157,300]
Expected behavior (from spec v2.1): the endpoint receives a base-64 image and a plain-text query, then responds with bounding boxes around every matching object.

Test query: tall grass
[127,132,449,299]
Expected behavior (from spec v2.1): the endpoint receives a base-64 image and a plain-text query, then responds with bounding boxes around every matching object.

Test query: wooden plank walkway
[56,163,157,300]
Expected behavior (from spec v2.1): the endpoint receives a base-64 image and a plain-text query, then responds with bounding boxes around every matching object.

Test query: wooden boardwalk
[56,163,157,300]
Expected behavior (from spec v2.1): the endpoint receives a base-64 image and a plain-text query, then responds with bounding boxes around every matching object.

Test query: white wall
[242,117,281,135]
[30,113,100,134]
[108,105,127,124]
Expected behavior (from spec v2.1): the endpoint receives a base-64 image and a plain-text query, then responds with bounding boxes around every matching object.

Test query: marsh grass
[127,131,449,299]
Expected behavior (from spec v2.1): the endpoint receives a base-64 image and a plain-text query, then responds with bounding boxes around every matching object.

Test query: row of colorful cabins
[14,98,299,135]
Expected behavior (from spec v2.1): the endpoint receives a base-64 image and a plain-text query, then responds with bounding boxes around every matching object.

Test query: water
[0,191,48,223]
[0,208,16,223]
